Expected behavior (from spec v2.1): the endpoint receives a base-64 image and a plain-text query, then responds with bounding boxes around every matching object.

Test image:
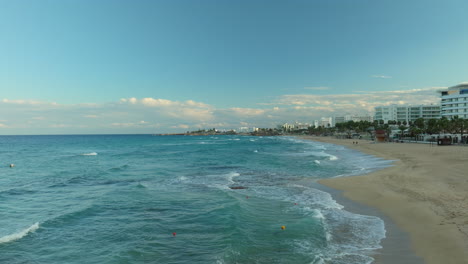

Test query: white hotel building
[439,83,468,119]
[334,114,374,124]
[374,104,441,124]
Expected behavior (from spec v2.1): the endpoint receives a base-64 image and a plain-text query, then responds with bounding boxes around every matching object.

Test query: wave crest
[0,222,39,244]
[81,152,97,156]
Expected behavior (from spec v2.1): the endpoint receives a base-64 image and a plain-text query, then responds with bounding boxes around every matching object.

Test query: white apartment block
[314,117,333,128]
[282,122,311,131]
[374,104,440,124]
[334,114,374,124]
[439,83,468,119]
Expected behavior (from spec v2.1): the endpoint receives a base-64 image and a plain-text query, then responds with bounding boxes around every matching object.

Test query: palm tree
[398,125,406,139]
[427,119,439,135]
[438,117,449,135]
[450,116,466,143]
[463,119,468,143]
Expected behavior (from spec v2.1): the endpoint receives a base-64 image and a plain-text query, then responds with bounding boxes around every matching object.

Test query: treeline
[285,116,468,139]
[374,117,468,137]
[185,128,237,135]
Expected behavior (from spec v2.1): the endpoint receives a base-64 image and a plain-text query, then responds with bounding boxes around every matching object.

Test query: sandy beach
[301,136,468,264]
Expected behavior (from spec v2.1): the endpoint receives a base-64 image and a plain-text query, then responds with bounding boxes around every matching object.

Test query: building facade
[281,122,312,131]
[374,104,440,124]
[314,117,333,128]
[439,83,468,119]
[334,114,374,124]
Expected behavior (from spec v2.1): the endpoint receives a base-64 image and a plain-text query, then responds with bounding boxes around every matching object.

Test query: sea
[0,135,394,264]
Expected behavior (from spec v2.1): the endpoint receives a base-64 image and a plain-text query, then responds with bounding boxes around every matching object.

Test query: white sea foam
[313,209,325,220]
[178,176,188,181]
[0,222,39,244]
[328,155,338,161]
[286,184,344,210]
[314,160,321,164]
[226,172,240,184]
[81,152,97,156]
[211,184,231,190]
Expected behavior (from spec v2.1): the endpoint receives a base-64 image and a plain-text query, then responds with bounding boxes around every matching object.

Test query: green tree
[414,118,425,132]
[450,116,466,143]
[427,119,439,134]
[438,117,449,134]
[399,125,406,139]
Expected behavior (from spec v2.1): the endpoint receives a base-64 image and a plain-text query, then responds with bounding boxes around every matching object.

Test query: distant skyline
[1,0,467,134]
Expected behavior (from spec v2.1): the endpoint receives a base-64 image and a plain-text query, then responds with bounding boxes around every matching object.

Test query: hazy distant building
[282,122,311,131]
[374,104,440,124]
[334,114,374,124]
[334,116,346,124]
[238,127,256,133]
[439,83,468,119]
[314,117,333,128]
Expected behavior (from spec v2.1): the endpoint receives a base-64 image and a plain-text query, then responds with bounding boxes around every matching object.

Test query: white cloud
[141,98,174,107]
[49,124,70,128]
[0,88,443,134]
[272,87,441,112]
[229,108,266,116]
[371,75,392,79]
[118,97,215,122]
[111,123,135,127]
[171,124,190,129]
[304,86,330,90]
[2,99,58,105]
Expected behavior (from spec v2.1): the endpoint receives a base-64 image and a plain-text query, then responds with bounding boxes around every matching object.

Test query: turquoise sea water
[0,135,392,264]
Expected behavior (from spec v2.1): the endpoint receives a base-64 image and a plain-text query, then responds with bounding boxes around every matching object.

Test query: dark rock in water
[229,186,248,190]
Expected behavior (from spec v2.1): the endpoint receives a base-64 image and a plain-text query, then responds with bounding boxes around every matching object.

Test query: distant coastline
[155,128,281,137]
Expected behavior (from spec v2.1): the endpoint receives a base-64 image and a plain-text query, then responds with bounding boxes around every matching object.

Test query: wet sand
[302,136,468,264]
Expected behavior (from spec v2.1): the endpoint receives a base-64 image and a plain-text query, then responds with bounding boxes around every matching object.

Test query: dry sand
[302,136,468,264]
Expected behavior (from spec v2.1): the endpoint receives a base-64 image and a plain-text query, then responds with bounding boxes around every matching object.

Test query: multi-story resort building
[439,83,468,119]
[281,122,312,131]
[334,114,374,124]
[314,117,333,128]
[374,104,441,124]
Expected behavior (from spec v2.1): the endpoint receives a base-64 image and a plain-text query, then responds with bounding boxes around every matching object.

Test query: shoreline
[301,136,468,264]
[312,183,423,264]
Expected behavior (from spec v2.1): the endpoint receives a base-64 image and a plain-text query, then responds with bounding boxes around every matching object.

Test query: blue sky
[1,0,467,134]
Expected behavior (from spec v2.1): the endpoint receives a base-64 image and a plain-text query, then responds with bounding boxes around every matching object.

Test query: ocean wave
[108,164,129,172]
[178,176,188,181]
[251,183,384,263]
[0,187,37,197]
[136,182,148,188]
[318,209,385,264]
[0,222,39,244]
[226,172,240,184]
[285,184,344,210]
[81,152,97,156]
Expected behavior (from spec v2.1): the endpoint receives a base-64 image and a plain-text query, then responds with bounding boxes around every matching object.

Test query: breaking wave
[81,152,98,156]
[0,222,39,244]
